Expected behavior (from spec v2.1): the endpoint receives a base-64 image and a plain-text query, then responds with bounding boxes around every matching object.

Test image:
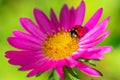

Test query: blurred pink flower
[6,0,112,79]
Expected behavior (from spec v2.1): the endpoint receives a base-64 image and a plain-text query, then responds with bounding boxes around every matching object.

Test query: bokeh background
[0,0,120,80]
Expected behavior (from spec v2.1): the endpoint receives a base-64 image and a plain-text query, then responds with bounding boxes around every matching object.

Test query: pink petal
[20,18,46,38]
[72,49,86,59]
[80,48,101,59]
[80,46,112,59]
[81,16,110,41]
[13,30,44,45]
[97,46,112,54]
[19,57,48,71]
[84,8,103,30]
[8,37,41,51]
[66,58,79,67]
[87,54,103,59]
[80,30,110,45]
[6,50,40,58]
[7,51,44,66]
[27,60,55,77]
[69,7,76,29]
[73,0,85,26]
[76,62,101,77]
[19,62,37,71]
[80,30,104,45]
[60,4,70,31]
[80,30,110,48]
[56,67,64,79]
[8,57,37,66]
[55,59,67,68]
[33,8,53,34]
[50,9,59,32]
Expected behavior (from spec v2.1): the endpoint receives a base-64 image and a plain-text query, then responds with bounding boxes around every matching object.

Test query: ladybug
[70,25,86,38]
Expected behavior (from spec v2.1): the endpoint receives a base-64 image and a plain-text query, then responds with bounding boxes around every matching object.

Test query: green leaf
[64,67,71,80]
[72,67,83,79]
[72,67,81,75]
[65,66,79,79]
[88,60,96,66]
[64,66,80,80]
[48,70,55,80]
[36,72,43,77]
[78,59,97,66]
[49,77,55,80]
[78,59,86,62]
[54,70,60,80]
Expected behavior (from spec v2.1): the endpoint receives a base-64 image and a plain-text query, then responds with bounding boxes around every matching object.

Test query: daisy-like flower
[6,0,112,79]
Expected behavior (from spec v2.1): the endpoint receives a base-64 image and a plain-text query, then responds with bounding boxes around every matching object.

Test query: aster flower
[6,0,112,80]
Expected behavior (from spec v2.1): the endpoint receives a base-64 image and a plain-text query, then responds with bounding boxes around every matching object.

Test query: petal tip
[27,75,31,78]
[80,0,85,7]
[98,8,103,14]
[62,4,68,10]
[106,16,110,21]
[18,68,25,71]
[99,8,103,11]
[19,18,24,24]
[27,73,33,77]
[94,69,103,77]
[19,17,29,23]
[33,8,39,12]
[33,8,41,15]
[7,37,11,42]
[106,46,113,53]
[5,51,10,58]
[78,0,85,9]
[81,0,85,3]
[50,8,53,12]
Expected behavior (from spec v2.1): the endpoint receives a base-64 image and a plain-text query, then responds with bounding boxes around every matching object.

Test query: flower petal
[33,8,53,34]
[76,62,101,76]
[50,9,59,32]
[84,8,103,30]
[66,58,79,67]
[27,60,55,77]
[73,0,85,26]
[60,4,70,31]
[81,16,110,41]
[56,67,64,79]
[80,30,109,45]
[6,50,40,58]
[19,57,48,71]
[8,37,41,51]
[72,49,86,59]
[13,30,44,45]
[80,30,110,48]
[20,18,46,38]
[8,56,39,66]
[97,46,112,54]
[69,7,76,29]
[6,51,44,66]
[55,59,67,68]
[80,46,112,59]
[80,48,101,59]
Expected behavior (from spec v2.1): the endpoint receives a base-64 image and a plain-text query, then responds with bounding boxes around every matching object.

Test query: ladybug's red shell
[74,25,86,37]
[70,25,87,38]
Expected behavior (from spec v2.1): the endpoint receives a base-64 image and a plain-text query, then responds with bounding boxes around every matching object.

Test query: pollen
[42,31,79,60]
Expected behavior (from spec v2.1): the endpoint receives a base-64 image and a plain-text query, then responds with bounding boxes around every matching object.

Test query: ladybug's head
[70,27,78,38]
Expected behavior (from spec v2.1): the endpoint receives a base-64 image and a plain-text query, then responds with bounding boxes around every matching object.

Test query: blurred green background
[0,0,120,80]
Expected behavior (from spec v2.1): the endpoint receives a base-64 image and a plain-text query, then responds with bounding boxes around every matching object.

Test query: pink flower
[6,0,112,79]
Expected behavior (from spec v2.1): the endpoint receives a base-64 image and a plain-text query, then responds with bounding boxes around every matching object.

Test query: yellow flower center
[42,31,79,60]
